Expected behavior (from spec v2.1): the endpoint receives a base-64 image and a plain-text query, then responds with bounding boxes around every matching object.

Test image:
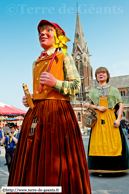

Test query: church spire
[76,1,78,11]
[72,9,93,98]
[73,11,86,53]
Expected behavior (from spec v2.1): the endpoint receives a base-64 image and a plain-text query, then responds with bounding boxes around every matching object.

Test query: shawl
[88,87,123,109]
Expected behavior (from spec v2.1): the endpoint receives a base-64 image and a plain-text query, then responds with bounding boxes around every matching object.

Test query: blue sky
[0,0,129,110]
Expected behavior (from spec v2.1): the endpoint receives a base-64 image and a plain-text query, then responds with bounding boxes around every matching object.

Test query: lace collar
[97,85,110,97]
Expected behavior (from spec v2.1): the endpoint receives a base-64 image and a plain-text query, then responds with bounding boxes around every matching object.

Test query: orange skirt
[8,100,91,194]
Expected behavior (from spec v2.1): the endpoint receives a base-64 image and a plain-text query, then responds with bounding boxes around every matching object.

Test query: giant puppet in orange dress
[7,20,91,194]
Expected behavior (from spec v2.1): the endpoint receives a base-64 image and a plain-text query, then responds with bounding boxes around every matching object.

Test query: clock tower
[72,11,93,101]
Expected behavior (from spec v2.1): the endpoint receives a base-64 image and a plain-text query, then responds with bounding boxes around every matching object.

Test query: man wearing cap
[8,20,91,194]
[1,122,19,171]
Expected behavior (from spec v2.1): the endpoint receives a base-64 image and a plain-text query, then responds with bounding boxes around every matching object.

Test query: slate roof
[86,75,129,91]
[109,75,129,88]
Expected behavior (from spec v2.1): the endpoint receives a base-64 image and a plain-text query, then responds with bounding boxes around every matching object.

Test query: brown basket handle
[87,107,97,116]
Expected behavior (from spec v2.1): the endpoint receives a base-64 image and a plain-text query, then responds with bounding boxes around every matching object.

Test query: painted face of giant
[97,71,108,83]
[39,24,55,51]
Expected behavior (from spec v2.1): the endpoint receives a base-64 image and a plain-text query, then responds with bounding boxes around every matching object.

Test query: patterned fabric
[97,85,110,97]
[33,48,81,97]
[88,86,123,109]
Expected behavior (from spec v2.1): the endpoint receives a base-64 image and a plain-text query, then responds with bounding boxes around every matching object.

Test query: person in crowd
[84,67,129,173]
[126,122,129,139]
[1,122,19,171]
[120,119,127,135]
[125,121,128,134]
[14,123,19,132]
[120,119,126,129]
[7,20,91,194]
[0,127,2,144]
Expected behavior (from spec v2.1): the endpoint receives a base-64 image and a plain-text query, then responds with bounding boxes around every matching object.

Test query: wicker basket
[82,107,97,128]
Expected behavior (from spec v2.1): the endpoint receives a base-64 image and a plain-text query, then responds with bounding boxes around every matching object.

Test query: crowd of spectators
[0,123,20,171]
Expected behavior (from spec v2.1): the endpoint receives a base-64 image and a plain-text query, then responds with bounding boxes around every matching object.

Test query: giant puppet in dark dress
[8,20,91,194]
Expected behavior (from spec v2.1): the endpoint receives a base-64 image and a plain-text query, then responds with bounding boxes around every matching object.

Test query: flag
[81,96,83,109]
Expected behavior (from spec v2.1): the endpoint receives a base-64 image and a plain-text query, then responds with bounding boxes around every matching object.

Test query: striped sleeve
[53,53,81,97]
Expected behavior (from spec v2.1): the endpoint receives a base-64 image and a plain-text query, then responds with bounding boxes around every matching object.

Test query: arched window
[123,91,125,96]
[81,83,84,98]
[77,113,81,121]
[121,91,123,96]
[91,69,93,79]
[75,61,78,70]
[80,61,83,76]
[81,83,84,92]
[123,111,125,117]
[76,33,79,39]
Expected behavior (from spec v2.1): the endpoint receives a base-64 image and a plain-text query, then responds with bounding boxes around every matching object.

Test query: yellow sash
[10,130,18,143]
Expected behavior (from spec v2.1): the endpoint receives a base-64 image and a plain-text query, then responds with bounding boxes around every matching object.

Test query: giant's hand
[22,96,29,107]
[114,119,120,128]
[22,94,33,107]
[40,72,56,88]
[97,106,107,112]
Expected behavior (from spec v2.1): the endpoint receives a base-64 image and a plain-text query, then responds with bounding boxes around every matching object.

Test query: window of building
[76,93,80,97]
[80,61,83,76]
[75,61,78,70]
[77,113,81,121]
[81,83,83,92]
[91,69,93,79]
[81,83,84,98]
[121,91,126,96]
[76,33,79,39]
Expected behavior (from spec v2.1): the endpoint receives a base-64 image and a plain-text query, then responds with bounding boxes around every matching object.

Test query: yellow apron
[89,96,122,156]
